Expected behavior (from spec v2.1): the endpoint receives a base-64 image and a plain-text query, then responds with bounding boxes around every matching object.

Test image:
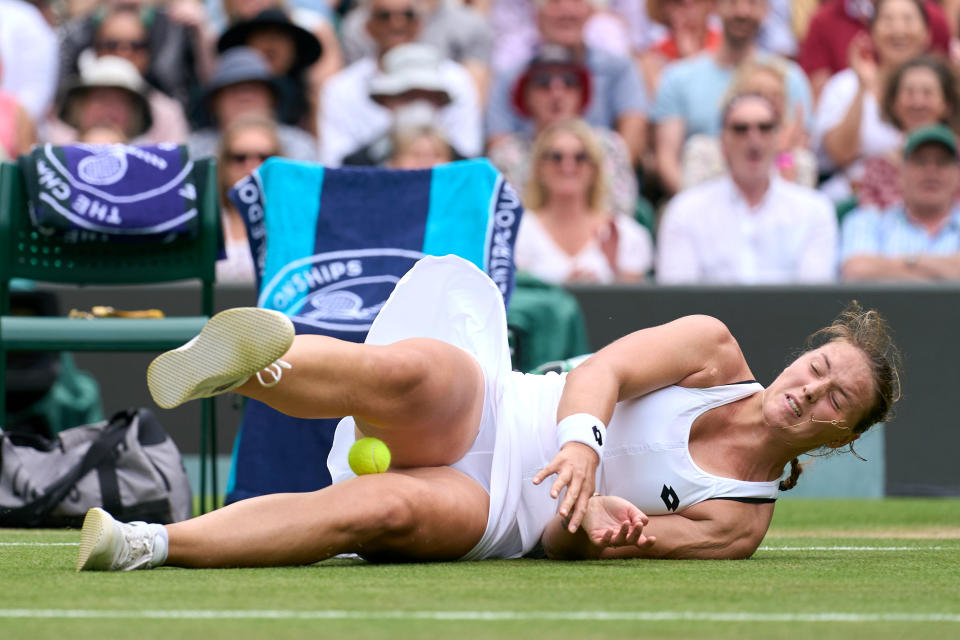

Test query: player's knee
[376,489,418,537]
[375,341,432,398]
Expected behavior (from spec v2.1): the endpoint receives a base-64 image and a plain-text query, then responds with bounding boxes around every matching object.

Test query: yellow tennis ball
[348,437,391,475]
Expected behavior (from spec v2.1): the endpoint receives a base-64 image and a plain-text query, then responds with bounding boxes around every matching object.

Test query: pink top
[0,91,20,158]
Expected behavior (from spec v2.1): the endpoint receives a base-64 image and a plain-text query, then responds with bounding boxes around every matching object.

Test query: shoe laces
[255,359,291,387]
[116,521,155,570]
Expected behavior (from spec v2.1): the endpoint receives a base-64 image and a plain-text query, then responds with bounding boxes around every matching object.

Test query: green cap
[903,124,958,159]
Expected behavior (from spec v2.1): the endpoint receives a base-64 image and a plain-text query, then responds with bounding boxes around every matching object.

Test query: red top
[798,0,950,77]
[651,27,723,62]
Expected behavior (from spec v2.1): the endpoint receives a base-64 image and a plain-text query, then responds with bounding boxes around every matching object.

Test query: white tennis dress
[327,255,779,560]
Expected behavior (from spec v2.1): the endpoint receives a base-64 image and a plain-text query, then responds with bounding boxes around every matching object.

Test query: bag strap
[0,409,136,527]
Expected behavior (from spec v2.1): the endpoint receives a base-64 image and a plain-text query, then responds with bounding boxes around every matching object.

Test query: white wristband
[556,413,606,458]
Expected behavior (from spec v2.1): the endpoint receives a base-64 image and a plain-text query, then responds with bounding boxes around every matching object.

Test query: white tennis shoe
[76,507,168,571]
[147,307,295,409]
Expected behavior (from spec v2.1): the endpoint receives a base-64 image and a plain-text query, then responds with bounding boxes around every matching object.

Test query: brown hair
[523,118,608,213]
[871,0,928,29]
[881,55,960,132]
[780,301,903,491]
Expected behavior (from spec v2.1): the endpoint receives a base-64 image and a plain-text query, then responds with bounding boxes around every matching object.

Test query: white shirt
[813,68,902,189]
[319,56,481,166]
[656,175,838,284]
[515,212,653,284]
[0,0,58,122]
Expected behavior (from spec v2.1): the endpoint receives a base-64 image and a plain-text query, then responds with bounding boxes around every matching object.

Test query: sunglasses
[371,8,418,22]
[727,120,778,135]
[541,150,591,166]
[228,152,274,164]
[95,39,149,54]
[529,71,581,90]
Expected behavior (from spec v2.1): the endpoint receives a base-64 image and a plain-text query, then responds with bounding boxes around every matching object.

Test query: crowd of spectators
[3,0,960,286]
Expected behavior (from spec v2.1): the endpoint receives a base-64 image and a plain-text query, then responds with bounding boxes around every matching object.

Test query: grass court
[1,498,957,640]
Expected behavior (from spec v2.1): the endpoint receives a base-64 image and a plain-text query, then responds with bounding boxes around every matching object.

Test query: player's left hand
[582,495,656,549]
[533,442,598,532]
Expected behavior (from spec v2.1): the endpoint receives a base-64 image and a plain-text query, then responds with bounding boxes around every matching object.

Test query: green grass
[1,499,957,640]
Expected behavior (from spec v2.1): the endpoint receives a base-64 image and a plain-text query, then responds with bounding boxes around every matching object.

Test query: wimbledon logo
[258,248,425,332]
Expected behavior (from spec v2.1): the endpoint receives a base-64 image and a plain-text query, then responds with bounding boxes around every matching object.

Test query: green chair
[0,158,221,514]
[507,271,590,373]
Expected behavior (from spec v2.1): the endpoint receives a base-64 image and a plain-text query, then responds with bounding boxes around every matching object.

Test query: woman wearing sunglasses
[215,114,282,284]
[514,118,652,284]
[488,46,638,223]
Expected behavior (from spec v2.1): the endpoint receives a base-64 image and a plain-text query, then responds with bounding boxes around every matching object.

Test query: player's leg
[148,308,486,467]
[237,335,485,468]
[167,467,488,567]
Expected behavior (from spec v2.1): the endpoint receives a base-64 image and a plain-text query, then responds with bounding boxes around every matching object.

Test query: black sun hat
[217,8,323,73]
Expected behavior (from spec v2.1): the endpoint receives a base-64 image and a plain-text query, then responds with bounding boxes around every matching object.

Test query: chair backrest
[0,158,219,316]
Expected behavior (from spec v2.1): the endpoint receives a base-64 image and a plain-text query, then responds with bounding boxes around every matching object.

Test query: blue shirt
[651,52,813,137]
[839,205,960,261]
[485,47,647,137]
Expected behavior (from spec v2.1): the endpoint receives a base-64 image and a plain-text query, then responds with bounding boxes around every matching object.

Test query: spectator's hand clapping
[848,33,878,92]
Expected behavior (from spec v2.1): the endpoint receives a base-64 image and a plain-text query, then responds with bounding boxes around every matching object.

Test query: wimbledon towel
[225,158,523,501]
[19,144,197,242]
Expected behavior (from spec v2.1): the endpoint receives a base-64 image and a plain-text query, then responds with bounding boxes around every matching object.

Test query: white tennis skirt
[326,255,566,559]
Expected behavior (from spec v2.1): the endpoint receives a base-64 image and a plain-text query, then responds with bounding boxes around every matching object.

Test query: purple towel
[21,144,198,241]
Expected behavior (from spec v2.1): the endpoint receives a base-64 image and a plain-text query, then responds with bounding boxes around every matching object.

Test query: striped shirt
[839,205,960,262]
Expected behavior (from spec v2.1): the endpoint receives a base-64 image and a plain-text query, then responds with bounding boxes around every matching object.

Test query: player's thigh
[354,338,486,468]
[359,466,490,562]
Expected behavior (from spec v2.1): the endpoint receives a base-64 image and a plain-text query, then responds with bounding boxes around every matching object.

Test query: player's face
[764,341,875,446]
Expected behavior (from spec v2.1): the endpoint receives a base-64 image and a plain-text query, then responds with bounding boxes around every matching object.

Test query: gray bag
[0,408,192,527]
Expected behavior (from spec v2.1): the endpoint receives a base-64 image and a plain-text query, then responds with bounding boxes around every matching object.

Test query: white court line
[0,542,78,546]
[0,609,956,623]
[2,543,953,551]
[759,546,955,551]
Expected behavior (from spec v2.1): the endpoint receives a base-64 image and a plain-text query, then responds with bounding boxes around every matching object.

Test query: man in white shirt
[656,93,837,284]
[319,0,480,166]
[840,124,960,281]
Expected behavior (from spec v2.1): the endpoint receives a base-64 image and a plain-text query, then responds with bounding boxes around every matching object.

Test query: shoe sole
[147,307,295,409]
[76,507,112,571]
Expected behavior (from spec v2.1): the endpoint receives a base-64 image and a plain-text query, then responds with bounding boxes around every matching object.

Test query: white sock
[149,524,169,568]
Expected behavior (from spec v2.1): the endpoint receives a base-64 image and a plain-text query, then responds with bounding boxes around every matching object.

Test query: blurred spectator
[487,0,647,165]
[188,47,318,161]
[0,63,37,160]
[799,0,949,101]
[340,0,493,99]
[813,0,932,203]
[486,46,638,219]
[217,0,343,88]
[82,6,190,143]
[652,0,813,196]
[320,0,480,166]
[0,0,58,123]
[48,55,154,145]
[342,43,460,166]
[656,94,836,284]
[857,55,960,209]
[840,124,960,281]
[637,0,721,98]
[217,7,323,130]
[59,0,205,114]
[756,0,795,57]
[682,60,818,189]
[386,121,454,169]
[515,119,653,284]
[78,124,128,144]
[216,114,281,283]
[489,0,633,73]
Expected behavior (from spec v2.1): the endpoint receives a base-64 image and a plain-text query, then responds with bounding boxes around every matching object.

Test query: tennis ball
[348,437,391,475]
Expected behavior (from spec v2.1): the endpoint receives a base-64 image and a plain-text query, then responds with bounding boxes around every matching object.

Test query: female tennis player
[76,255,900,570]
